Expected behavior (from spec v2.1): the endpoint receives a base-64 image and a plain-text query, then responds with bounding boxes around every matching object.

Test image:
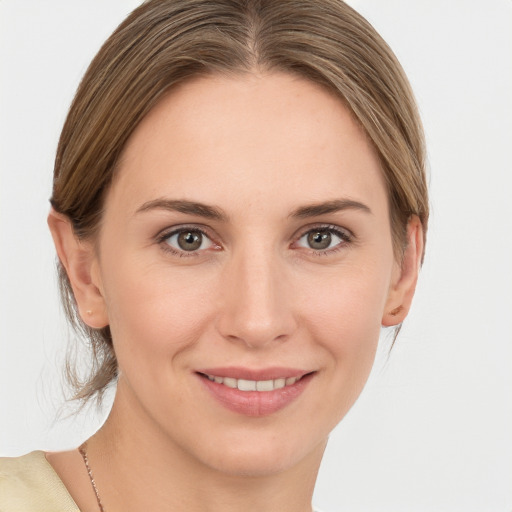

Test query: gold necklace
[79,442,106,512]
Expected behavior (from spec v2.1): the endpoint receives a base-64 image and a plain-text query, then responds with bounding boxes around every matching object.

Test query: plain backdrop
[1,1,511,511]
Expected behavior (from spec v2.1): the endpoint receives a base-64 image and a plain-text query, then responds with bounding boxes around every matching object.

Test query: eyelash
[156,225,217,258]
[295,224,353,256]
[155,224,353,257]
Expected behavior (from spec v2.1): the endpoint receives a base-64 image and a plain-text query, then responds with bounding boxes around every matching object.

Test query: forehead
[109,72,387,218]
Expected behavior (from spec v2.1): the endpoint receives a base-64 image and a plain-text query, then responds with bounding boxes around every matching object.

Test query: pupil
[178,231,202,251]
[308,230,331,250]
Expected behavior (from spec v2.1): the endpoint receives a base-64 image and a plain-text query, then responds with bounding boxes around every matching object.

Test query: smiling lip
[196,367,314,417]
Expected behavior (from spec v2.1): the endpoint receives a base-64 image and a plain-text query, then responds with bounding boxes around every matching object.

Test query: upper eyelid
[156,224,217,242]
[294,223,353,240]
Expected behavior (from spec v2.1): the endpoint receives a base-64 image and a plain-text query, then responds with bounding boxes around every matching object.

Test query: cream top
[0,451,79,511]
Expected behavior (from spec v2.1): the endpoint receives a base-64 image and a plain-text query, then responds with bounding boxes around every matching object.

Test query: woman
[0,0,427,510]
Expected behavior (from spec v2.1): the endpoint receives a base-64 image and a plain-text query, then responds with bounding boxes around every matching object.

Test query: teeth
[256,379,274,391]
[223,377,237,389]
[238,379,256,391]
[205,374,302,392]
[274,378,286,389]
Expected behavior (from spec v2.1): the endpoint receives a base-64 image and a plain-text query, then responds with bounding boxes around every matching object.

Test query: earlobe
[47,209,109,329]
[382,216,423,327]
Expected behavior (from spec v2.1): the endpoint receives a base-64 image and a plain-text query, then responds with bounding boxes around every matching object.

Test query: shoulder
[0,451,80,511]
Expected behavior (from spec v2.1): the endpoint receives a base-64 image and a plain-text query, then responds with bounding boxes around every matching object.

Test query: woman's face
[87,72,407,476]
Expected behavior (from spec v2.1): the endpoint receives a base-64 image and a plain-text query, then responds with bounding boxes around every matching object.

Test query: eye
[161,228,216,254]
[296,226,350,252]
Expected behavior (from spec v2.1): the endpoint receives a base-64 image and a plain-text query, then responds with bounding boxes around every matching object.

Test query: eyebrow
[135,199,228,221]
[135,197,371,221]
[290,199,372,218]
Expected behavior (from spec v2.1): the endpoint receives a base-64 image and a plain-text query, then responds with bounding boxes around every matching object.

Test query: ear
[47,208,109,329]
[382,215,424,327]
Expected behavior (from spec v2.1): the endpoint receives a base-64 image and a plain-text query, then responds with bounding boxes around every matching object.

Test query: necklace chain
[78,442,316,512]
[79,442,106,512]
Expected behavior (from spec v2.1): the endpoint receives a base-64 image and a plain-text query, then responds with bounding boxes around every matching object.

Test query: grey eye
[307,230,332,250]
[177,231,203,251]
[166,229,213,252]
[297,228,347,251]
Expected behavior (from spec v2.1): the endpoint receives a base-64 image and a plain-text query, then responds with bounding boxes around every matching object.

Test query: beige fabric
[0,451,79,511]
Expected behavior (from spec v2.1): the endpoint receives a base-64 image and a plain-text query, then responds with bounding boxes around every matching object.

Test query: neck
[86,384,325,512]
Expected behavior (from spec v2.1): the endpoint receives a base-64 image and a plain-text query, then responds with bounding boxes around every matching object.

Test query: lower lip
[198,373,313,417]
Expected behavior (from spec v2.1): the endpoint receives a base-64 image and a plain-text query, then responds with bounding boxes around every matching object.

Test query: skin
[47,72,423,512]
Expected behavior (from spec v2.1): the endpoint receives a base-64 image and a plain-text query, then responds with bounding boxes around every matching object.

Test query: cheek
[301,272,388,422]
[101,257,218,362]
[300,260,392,399]
[303,262,390,346]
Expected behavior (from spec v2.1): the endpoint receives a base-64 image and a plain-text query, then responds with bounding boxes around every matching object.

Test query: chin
[180,419,329,478]
[204,444,324,478]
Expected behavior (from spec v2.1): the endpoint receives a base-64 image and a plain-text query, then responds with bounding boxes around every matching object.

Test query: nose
[216,246,297,349]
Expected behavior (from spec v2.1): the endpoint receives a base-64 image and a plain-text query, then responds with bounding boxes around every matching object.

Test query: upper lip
[195,367,311,381]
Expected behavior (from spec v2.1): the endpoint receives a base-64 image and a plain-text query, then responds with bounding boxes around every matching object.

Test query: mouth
[199,373,305,392]
[196,368,315,416]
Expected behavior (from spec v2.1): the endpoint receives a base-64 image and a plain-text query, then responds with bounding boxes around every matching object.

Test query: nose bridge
[217,241,294,347]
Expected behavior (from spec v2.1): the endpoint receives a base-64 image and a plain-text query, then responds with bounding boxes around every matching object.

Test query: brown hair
[51,0,429,405]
